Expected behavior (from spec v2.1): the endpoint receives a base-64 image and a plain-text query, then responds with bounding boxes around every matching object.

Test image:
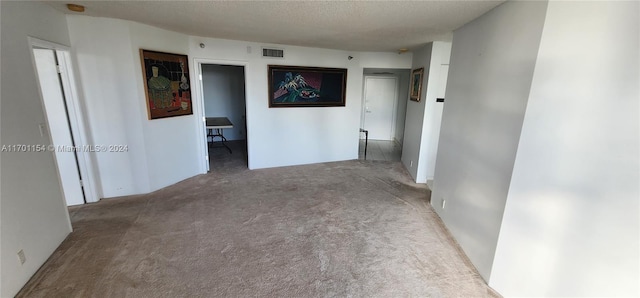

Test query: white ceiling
[44,0,504,52]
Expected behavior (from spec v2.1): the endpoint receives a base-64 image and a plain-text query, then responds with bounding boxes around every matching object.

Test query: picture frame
[140,49,193,119]
[268,65,347,108]
[410,67,424,102]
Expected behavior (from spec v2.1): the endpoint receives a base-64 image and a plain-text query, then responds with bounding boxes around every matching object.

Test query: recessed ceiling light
[67,4,85,12]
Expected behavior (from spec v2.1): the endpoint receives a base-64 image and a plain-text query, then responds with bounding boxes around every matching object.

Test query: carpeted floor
[17,146,498,297]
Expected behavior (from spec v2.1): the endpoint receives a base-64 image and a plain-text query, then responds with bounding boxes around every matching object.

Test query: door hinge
[205,156,209,161]
[199,74,202,81]
[79,179,84,187]
[56,65,63,74]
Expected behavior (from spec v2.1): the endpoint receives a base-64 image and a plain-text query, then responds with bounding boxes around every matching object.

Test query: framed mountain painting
[268,65,347,107]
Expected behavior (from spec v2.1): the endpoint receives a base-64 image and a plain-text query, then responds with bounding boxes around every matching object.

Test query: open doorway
[359,68,411,161]
[200,64,248,171]
[29,38,98,206]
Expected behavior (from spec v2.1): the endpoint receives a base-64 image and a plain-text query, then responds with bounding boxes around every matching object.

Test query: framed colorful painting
[140,49,193,119]
[410,67,424,102]
[268,65,347,107]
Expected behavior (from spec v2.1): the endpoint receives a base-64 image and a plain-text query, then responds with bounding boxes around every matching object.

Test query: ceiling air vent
[262,48,284,58]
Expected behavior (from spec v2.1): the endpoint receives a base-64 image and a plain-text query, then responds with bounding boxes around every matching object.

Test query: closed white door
[33,48,85,206]
[363,77,398,140]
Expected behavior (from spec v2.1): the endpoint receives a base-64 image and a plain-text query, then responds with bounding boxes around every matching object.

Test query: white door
[33,48,85,206]
[363,77,398,140]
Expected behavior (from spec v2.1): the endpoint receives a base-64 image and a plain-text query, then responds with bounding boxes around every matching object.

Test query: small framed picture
[410,67,424,102]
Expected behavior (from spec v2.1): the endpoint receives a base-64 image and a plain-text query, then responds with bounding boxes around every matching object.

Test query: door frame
[28,37,100,204]
[361,75,399,140]
[192,58,250,172]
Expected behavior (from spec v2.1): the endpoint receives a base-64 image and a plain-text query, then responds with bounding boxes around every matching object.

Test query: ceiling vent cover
[262,48,284,58]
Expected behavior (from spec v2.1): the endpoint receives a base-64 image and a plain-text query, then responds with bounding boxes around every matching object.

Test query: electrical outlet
[441,198,446,209]
[17,249,26,265]
[38,123,46,137]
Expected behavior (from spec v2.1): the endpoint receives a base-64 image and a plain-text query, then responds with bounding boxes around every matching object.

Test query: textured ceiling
[44,0,504,52]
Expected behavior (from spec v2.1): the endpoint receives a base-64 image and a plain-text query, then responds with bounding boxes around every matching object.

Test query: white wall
[67,17,207,196]
[430,0,548,280]
[127,22,202,192]
[202,64,246,141]
[191,36,412,170]
[401,41,451,184]
[402,44,431,181]
[490,1,639,296]
[67,17,151,197]
[422,42,451,183]
[360,52,412,69]
[67,15,412,199]
[242,45,362,169]
[425,63,449,189]
[394,71,410,144]
[0,2,73,297]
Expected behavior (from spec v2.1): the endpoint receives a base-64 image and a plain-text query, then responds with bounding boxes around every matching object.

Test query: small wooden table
[206,117,233,154]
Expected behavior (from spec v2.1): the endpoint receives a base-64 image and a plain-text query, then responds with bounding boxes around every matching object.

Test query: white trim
[359,75,367,134]
[192,58,251,172]
[28,46,73,231]
[191,60,208,173]
[56,51,99,203]
[390,77,399,139]
[27,37,99,204]
[28,37,71,51]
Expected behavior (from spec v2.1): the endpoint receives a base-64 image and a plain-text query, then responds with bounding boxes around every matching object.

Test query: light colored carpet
[17,155,499,297]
